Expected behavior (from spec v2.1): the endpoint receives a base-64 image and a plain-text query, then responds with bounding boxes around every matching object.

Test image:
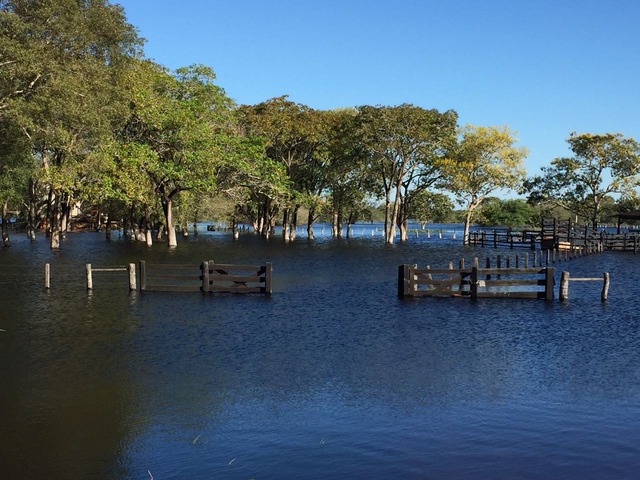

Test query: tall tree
[356,104,458,243]
[523,132,640,229]
[239,96,325,241]
[120,62,249,247]
[1,0,142,248]
[441,125,527,244]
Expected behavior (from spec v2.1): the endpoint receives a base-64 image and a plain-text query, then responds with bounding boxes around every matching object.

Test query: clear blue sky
[115,0,640,176]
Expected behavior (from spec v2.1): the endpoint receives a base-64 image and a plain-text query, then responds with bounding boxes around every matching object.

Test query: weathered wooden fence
[467,229,540,249]
[398,258,555,300]
[139,260,272,294]
[200,260,272,294]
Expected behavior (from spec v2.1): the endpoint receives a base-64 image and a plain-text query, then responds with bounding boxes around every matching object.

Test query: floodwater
[1,225,640,479]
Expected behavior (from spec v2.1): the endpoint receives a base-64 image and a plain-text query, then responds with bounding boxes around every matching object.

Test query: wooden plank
[144,285,202,292]
[147,274,201,280]
[483,279,541,286]
[208,274,265,283]
[206,263,262,270]
[477,267,545,275]
[207,285,263,293]
[475,291,539,299]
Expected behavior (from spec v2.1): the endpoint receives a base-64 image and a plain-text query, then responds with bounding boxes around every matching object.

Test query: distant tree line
[1,1,639,249]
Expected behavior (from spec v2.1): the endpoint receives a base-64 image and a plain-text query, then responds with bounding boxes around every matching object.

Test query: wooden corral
[139,260,272,294]
[469,218,639,253]
[399,257,555,300]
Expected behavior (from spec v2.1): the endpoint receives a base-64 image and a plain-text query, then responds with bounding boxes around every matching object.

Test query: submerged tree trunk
[161,196,177,247]
[60,192,70,238]
[2,201,10,247]
[27,178,37,241]
[50,191,61,250]
[463,209,473,245]
[307,208,315,240]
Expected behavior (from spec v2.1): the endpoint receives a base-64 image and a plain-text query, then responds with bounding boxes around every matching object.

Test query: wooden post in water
[545,267,555,301]
[44,263,50,289]
[201,260,210,293]
[470,266,479,300]
[139,260,147,292]
[128,263,136,291]
[85,263,93,290]
[559,271,570,301]
[264,262,273,294]
[602,272,610,302]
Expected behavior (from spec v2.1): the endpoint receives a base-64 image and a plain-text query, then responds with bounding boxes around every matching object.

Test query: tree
[441,125,527,244]
[238,96,325,241]
[119,62,242,247]
[356,104,458,243]
[1,0,142,248]
[407,190,455,228]
[477,197,538,228]
[523,132,640,229]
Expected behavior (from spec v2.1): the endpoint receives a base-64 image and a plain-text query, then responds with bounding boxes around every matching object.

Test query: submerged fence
[398,259,555,300]
[139,260,272,294]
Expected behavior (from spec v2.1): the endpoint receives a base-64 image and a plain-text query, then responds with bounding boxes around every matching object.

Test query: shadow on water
[2,230,640,479]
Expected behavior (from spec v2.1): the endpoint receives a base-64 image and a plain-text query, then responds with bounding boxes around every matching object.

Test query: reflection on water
[1,229,640,479]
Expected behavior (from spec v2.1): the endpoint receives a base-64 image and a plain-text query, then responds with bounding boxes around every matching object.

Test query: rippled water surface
[1,227,640,479]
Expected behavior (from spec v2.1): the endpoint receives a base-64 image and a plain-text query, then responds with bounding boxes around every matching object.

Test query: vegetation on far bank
[2,1,640,249]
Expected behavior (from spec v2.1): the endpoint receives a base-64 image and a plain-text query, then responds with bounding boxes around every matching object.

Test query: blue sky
[116,0,640,176]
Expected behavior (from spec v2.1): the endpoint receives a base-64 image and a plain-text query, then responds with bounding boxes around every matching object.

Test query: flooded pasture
[1,226,640,479]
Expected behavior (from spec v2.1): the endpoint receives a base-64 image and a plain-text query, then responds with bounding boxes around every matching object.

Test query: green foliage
[441,124,528,243]
[477,197,538,228]
[523,132,640,228]
[355,104,458,242]
[408,191,455,225]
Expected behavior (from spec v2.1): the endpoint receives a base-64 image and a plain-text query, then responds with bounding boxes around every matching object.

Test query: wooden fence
[398,259,555,300]
[139,260,272,294]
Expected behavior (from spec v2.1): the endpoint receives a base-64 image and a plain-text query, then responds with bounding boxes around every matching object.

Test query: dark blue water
[1,227,640,479]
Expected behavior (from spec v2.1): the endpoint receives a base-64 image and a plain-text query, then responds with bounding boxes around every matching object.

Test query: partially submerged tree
[356,104,457,244]
[442,125,527,244]
[120,62,243,247]
[523,132,640,228]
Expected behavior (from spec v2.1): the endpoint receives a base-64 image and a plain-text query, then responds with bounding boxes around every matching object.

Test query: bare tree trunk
[282,208,290,241]
[60,193,69,238]
[45,188,53,238]
[161,197,177,247]
[50,192,61,250]
[463,209,473,245]
[2,201,10,247]
[27,178,37,241]
[105,212,112,241]
[307,208,315,240]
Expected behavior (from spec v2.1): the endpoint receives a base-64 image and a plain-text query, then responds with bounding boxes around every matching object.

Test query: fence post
[264,262,273,295]
[201,260,210,293]
[128,263,136,291]
[139,260,147,292]
[85,263,93,290]
[471,266,478,300]
[44,263,50,289]
[601,272,610,302]
[559,271,570,301]
[545,267,555,300]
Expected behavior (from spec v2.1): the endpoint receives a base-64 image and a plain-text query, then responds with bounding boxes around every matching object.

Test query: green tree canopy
[523,132,640,228]
[441,124,527,244]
